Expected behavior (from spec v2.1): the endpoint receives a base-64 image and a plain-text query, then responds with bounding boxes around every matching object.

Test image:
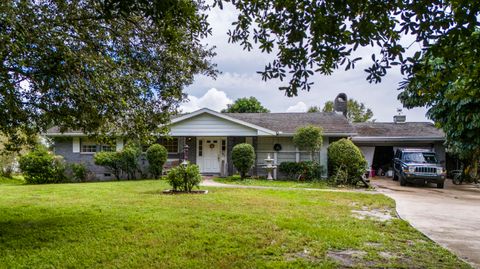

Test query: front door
[198,138,222,173]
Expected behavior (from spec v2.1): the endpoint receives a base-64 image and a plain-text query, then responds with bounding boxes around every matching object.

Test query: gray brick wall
[53,137,111,180]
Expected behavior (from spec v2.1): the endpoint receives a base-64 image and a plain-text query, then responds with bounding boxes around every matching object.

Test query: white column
[295,147,300,162]
[116,137,124,152]
[273,152,278,179]
[320,137,329,178]
[72,137,80,153]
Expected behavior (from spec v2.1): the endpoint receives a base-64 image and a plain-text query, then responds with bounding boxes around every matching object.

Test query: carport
[352,122,446,176]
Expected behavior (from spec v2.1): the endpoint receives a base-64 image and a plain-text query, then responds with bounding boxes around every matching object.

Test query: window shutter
[72,137,80,153]
[116,138,124,152]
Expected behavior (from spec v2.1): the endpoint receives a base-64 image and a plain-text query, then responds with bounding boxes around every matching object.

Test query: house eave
[351,136,445,142]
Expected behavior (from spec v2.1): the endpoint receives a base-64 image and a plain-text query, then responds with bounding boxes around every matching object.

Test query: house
[45,96,448,180]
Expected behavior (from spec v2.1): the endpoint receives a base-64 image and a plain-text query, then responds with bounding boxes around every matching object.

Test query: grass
[213,176,332,189]
[0,175,25,185]
[0,179,470,268]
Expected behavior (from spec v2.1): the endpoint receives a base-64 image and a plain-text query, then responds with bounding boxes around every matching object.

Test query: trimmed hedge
[232,143,255,179]
[328,138,367,185]
[146,144,168,179]
[278,161,322,181]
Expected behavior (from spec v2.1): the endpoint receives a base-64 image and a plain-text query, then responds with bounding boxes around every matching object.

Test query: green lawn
[213,177,332,189]
[0,180,469,268]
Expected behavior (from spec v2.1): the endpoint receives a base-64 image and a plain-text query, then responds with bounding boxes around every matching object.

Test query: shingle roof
[353,122,444,138]
[225,112,356,134]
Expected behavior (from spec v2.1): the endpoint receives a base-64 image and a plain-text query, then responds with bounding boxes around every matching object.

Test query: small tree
[328,138,367,185]
[146,144,168,179]
[166,163,202,192]
[232,143,255,179]
[293,125,323,160]
[94,152,122,180]
[119,144,141,180]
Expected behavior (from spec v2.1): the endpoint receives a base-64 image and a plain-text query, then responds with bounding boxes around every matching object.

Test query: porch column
[320,137,329,178]
[252,136,258,176]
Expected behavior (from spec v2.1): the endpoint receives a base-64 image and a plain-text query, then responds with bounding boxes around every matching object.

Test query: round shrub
[19,147,66,184]
[327,138,367,185]
[166,163,202,192]
[232,143,255,179]
[146,144,168,179]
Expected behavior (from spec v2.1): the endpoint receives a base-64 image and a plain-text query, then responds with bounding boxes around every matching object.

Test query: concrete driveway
[371,177,480,268]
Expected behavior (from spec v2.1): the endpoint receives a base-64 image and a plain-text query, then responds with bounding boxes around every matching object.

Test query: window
[221,140,226,151]
[101,145,114,152]
[198,139,203,156]
[81,144,97,153]
[158,138,179,153]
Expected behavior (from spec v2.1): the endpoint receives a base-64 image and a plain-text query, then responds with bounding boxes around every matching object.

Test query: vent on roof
[334,93,348,118]
[394,108,406,123]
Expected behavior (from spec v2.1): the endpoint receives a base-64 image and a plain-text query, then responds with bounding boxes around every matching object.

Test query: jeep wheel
[400,176,407,186]
[437,182,444,189]
[393,172,398,181]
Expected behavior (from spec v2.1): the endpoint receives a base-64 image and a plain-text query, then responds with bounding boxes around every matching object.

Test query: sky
[181,5,430,122]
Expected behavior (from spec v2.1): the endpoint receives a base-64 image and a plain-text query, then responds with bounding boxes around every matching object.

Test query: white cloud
[286,102,308,112]
[180,88,233,112]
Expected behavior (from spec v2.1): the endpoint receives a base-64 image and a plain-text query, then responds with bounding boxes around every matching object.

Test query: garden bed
[162,189,208,194]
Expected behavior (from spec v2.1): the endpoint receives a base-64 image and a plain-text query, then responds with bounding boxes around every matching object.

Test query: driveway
[371,177,480,268]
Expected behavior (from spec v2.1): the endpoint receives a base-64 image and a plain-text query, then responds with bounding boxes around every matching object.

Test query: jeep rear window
[403,152,438,164]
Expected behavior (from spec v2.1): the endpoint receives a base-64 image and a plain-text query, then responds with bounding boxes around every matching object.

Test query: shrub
[166,162,202,192]
[94,152,122,180]
[278,162,303,179]
[299,161,323,181]
[328,138,367,185]
[293,125,323,160]
[19,147,66,184]
[279,161,323,180]
[118,144,141,180]
[69,163,88,182]
[146,144,168,179]
[232,143,255,179]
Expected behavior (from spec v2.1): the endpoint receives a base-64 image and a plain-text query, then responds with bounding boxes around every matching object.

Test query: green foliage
[221,97,270,113]
[307,106,321,113]
[322,99,374,123]
[399,30,480,175]
[69,163,89,182]
[0,0,216,147]
[328,139,367,185]
[219,0,479,97]
[279,161,322,180]
[232,143,256,179]
[118,144,142,180]
[94,152,122,180]
[166,163,202,192]
[278,162,303,179]
[299,161,323,181]
[293,125,323,160]
[146,144,168,179]
[18,146,66,184]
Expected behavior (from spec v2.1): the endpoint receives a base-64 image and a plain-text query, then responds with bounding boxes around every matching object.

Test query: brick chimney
[334,93,348,118]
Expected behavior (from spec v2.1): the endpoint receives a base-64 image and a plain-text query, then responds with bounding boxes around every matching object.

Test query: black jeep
[393,148,446,188]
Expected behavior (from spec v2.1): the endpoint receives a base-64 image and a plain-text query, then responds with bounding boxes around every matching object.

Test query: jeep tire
[400,176,407,186]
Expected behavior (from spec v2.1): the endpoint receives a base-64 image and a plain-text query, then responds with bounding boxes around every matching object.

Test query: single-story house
[46,105,448,180]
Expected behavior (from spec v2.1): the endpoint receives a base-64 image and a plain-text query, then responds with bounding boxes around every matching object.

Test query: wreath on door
[209,143,215,149]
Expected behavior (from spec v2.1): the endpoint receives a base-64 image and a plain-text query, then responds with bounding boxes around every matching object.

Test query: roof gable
[170,108,276,136]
